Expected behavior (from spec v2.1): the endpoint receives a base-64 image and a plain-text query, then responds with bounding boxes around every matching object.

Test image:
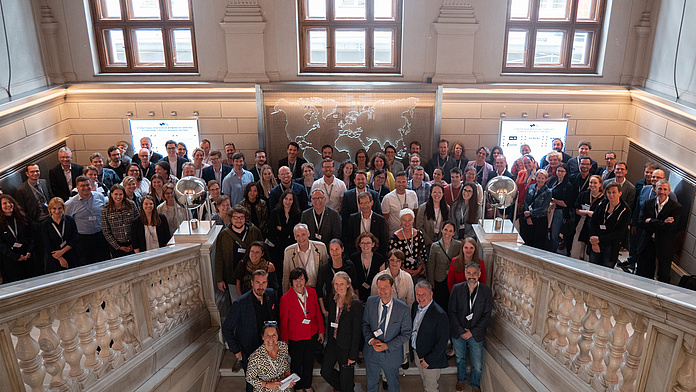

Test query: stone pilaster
[432,0,479,84]
[219,0,269,82]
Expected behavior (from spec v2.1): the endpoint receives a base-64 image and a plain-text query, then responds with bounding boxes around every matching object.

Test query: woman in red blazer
[447,237,487,292]
[280,267,325,392]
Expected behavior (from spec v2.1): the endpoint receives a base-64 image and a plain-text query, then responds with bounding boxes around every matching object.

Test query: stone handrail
[489,242,696,392]
[0,243,213,392]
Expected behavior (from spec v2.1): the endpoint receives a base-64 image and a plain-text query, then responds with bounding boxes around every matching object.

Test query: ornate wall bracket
[219,0,270,83]
[432,1,479,84]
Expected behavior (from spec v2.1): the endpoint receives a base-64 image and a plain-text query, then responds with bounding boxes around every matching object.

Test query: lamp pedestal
[475,218,521,242]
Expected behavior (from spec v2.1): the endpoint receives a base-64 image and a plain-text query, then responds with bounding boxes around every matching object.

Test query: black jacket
[131,214,172,251]
[345,211,389,257]
[411,300,450,369]
[49,163,83,201]
[449,282,492,343]
[325,296,363,361]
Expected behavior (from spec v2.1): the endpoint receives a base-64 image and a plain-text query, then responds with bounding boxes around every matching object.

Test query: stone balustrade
[485,242,696,392]
[0,243,220,392]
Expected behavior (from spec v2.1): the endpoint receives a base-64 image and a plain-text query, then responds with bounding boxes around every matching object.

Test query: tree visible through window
[298,0,402,73]
[90,0,197,73]
[503,0,606,73]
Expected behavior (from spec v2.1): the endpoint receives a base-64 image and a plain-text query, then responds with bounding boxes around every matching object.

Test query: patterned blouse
[246,341,292,392]
[388,229,426,270]
[100,199,138,250]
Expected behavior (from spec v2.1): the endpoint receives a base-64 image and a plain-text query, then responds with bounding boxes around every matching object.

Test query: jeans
[452,336,483,388]
[549,209,564,253]
[589,244,616,268]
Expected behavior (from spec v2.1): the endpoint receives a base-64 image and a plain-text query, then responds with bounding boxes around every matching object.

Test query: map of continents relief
[263,92,435,168]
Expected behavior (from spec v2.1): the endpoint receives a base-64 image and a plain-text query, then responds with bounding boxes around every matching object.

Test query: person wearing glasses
[223,270,279,392]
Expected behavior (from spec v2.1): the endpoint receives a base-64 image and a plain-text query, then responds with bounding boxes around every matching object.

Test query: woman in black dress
[349,232,385,302]
[388,208,426,281]
[132,195,171,253]
[42,197,82,272]
[0,195,34,283]
[267,189,302,286]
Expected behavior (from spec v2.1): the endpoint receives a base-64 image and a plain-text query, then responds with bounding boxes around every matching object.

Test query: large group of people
[1,135,683,392]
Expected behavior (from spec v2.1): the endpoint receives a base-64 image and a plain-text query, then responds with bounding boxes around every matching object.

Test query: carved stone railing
[488,242,696,392]
[0,243,218,392]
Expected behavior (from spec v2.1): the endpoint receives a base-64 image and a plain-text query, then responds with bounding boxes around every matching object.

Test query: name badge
[315,234,322,240]
[407,257,416,264]
[460,224,467,229]
[362,282,370,289]
[599,224,607,230]
[374,328,383,337]
[237,248,246,253]
[402,204,408,209]
[302,319,311,325]
[88,216,97,221]
[60,241,67,248]
[331,322,339,328]
[12,242,22,249]
[466,313,473,321]
[582,204,590,211]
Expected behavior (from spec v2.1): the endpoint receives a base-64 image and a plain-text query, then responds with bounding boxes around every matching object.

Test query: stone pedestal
[219,0,269,83]
[432,0,479,84]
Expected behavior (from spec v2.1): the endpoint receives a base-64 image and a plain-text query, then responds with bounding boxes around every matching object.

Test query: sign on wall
[499,120,568,161]
[129,119,200,157]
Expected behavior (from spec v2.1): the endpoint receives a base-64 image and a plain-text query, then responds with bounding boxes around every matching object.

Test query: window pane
[538,0,570,21]
[307,29,327,66]
[132,29,166,66]
[571,30,594,66]
[533,30,565,66]
[374,0,395,20]
[335,29,365,66]
[172,29,194,66]
[505,30,528,67]
[168,0,190,19]
[374,29,394,66]
[576,0,600,22]
[98,0,122,19]
[129,0,161,19]
[334,0,366,20]
[509,0,530,20]
[305,0,327,19]
[102,29,127,66]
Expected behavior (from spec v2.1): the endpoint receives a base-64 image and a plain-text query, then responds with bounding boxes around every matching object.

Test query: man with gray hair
[282,223,328,293]
[410,280,449,392]
[49,146,83,201]
[301,188,341,249]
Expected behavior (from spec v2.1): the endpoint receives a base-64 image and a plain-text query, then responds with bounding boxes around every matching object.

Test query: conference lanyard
[469,282,479,313]
[313,208,325,231]
[265,352,277,373]
[323,182,334,200]
[397,192,407,208]
[399,228,415,256]
[434,208,441,233]
[6,219,18,240]
[361,212,372,234]
[296,288,308,318]
[52,219,66,247]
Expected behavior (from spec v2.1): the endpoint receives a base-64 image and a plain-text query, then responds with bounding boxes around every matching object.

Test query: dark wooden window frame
[90,0,198,73]
[502,0,606,74]
[297,0,402,74]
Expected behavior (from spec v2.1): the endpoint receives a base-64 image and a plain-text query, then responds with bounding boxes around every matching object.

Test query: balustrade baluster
[562,288,584,368]
[618,313,646,392]
[91,293,114,373]
[57,300,96,389]
[117,283,139,355]
[543,281,561,353]
[600,305,629,389]
[36,307,75,391]
[587,300,612,390]
[11,314,46,392]
[520,271,535,333]
[673,334,696,392]
[553,284,574,364]
[104,288,126,368]
[576,294,599,377]
[190,259,202,306]
[178,262,190,314]
[75,296,106,377]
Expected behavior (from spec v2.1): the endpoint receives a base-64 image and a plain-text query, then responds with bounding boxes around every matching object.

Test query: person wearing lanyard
[316,239,358,316]
[443,168,462,207]
[279,267,324,392]
[311,158,347,212]
[246,322,295,392]
[300,188,341,249]
[345,191,389,257]
[447,141,467,183]
[0,195,34,283]
[42,197,82,272]
[389,208,426,280]
[282,223,328,293]
[382,171,419,236]
[65,176,110,265]
[349,232,386,302]
[449,262,492,392]
[588,182,631,269]
[410,281,449,392]
[215,205,264,301]
[321,271,363,392]
[427,221,460,311]
[416,183,450,258]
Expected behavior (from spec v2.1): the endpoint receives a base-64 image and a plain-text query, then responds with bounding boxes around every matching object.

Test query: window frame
[297,0,403,74]
[502,0,606,74]
[89,0,198,73]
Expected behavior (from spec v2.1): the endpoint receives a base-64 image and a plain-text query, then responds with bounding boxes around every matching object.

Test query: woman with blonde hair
[157,183,187,236]
[256,164,277,202]
[42,197,82,272]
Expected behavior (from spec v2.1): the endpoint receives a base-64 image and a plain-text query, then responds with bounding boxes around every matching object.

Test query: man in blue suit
[411,280,449,392]
[341,170,382,224]
[201,150,232,184]
[362,274,412,392]
[160,140,189,179]
[222,270,278,392]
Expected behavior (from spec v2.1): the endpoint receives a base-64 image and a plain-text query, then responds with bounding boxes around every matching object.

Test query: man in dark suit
[301,188,342,249]
[277,142,307,180]
[248,149,267,181]
[597,151,617,181]
[341,171,382,224]
[637,180,683,283]
[222,270,278,392]
[14,163,53,277]
[135,148,157,180]
[567,140,598,176]
[49,147,83,201]
[201,150,232,184]
[106,145,128,180]
[160,140,188,179]
[268,166,310,213]
[131,136,163,166]
[345,191,388,257]
[449,262,492,392]
[362,274,412,392]
[411,281,449,392]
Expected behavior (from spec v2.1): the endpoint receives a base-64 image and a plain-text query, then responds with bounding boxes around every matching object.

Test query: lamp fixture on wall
[564,113,571,118]
[542,113,550,118]
[193,111,199,117]
[500,112,506,118]
[521,112,528,118]
[126,111,133,117]
[148,111,155,117]
[170,111,177,116]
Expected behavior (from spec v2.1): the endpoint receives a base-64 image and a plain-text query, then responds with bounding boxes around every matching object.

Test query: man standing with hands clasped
[449,262,492,392]
[410,280,449,392]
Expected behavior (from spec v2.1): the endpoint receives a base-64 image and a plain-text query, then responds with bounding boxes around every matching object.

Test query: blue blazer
[362,295,412,364]
[340,188,382,225]
[222,288,278,363]
[410,300,449,369]
[201,164,232,184]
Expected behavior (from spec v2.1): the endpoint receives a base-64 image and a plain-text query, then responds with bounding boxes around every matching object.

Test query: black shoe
[383,380,388,390]
[401,361,409,370]
[617,260,633,267]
